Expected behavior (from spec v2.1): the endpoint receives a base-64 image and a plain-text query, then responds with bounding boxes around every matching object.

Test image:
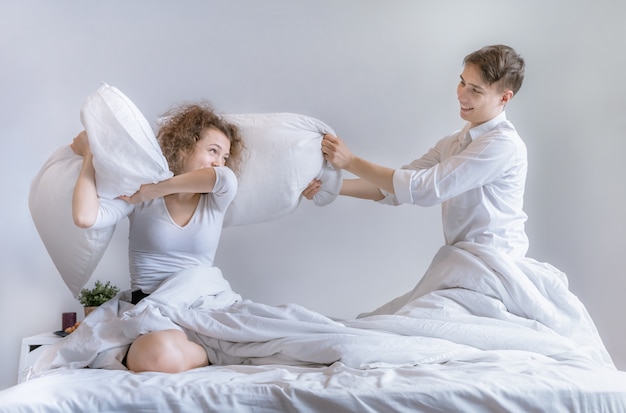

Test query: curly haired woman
[71,102,244,373]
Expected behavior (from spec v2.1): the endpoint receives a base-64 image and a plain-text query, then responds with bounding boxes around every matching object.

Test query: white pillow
[30,84,342,296]
[30,84,172,296]
[222,112,342,227]
[80,83,173,198]
[29,146,117,297]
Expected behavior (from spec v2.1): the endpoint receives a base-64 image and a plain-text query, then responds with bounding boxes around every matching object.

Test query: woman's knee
[126,329,208,373]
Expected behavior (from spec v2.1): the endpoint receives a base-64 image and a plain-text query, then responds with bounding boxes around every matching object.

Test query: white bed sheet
[4,242,625,412]
[28,243,614,374]
[1,356,626,412]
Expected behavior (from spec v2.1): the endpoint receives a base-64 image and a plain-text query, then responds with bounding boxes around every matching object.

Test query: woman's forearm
[121,167,219,204]
[159,168,218,195]
[72,153,99,228]
[150,167,218,198]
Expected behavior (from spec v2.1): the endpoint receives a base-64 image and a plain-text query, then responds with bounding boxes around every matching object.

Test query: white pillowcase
[29,146,117,297]
[81,83,173,198]
[30,84,173,296]
[222,112,342,227]
[30,84,342,296]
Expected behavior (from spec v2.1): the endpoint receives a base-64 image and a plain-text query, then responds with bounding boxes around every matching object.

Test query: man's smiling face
[457,63,511,127]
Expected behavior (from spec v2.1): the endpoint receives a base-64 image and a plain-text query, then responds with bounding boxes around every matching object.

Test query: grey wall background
[1,0,624,390]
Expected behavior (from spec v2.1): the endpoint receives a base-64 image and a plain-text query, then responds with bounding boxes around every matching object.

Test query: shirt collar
[467,111,507,141]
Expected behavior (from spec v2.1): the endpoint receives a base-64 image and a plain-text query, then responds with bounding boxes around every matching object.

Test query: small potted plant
[77,280,120,317]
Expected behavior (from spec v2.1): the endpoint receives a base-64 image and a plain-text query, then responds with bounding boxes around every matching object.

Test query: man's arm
[340,179,385,200]
[321,134,395,195]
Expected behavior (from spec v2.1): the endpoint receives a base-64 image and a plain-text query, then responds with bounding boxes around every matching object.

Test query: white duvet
[33,242,614,377]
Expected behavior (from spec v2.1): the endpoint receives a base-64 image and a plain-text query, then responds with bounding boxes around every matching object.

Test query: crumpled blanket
[33,242,614,376]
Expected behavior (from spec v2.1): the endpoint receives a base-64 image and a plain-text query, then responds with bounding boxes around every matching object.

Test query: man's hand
[321,134,353,170]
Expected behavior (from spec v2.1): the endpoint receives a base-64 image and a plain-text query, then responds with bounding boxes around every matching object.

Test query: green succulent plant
[77,280,120,307]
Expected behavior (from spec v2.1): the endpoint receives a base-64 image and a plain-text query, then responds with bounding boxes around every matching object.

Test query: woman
[71,102,244,373]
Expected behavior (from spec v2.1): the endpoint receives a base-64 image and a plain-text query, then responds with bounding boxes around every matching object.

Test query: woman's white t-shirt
[92,166,237,293]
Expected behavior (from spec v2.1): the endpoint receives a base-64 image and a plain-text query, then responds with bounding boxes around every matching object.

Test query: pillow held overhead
[30,84,173,296]
[29,146,117,297]
[81,83,173,198]
[30,83,342,296]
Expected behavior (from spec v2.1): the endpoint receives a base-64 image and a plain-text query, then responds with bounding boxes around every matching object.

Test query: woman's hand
[301,179,322,200]
[70,130,91,157]
[118,183,162,205]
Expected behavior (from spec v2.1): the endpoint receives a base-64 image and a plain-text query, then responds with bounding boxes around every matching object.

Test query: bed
[3,84,625,412]
[2,354,625,412]
[3,243,626,412]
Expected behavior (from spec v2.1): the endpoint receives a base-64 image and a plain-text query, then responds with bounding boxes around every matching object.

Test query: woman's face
[181,127,231,173]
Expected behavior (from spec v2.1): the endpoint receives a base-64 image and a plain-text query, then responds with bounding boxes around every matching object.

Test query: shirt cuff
[392,169,414,205]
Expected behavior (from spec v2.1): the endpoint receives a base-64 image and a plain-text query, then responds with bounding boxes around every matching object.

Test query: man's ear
[501,90,514,104]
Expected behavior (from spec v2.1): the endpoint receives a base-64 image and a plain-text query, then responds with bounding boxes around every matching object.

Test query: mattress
[1,356,626,412]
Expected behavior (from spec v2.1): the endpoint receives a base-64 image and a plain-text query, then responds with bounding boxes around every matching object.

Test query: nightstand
[18,332,63,384]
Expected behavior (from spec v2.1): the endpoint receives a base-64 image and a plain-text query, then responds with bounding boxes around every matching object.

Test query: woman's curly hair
[157,102,245,176]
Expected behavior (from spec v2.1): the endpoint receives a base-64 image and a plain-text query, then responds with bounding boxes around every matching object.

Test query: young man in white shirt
[306,44,529,258]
